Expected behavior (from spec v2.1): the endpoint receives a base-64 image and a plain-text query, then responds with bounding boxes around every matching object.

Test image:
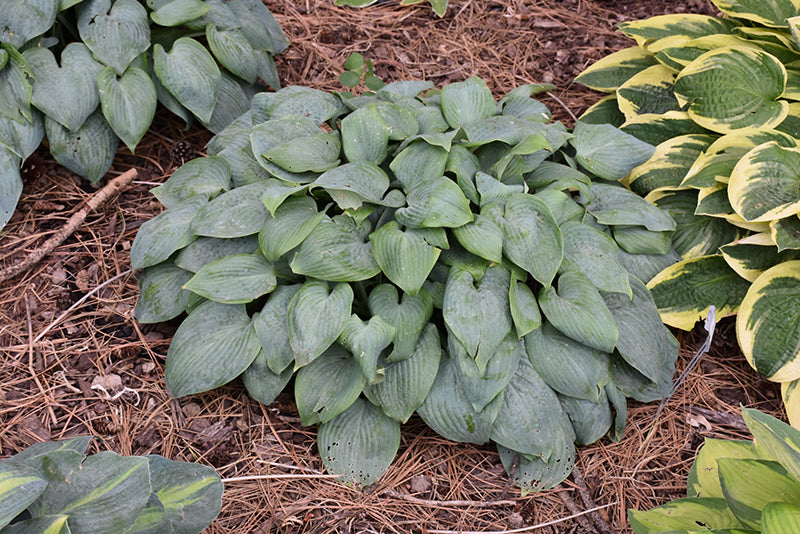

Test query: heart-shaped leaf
[227,0,289,53]
[151,156,231,209]
[452,207,505,263]
[258,196,326,261]
[440,76,497,128]
[78,0,150,75]
[97,66,156,153]
[134,261,193,323]
[571,121,655,181]
[45,110,118,183]
[341,103,391,164]
[206,25,259,84]
[174,235,258,273]
[559,220,632,297]
[241,350,293,406]
[184,253,276,304]
[295,344,365,425]
[367,284,434,363]
[0,109,44,160]
[450,333,523,412]
[730,141,800,223]
[0,0,58,47]
[130,195,206,270]
[338,314,395,382]
[288,281,353,368]
[390,140,448,190]
[500,194,563,286]
[190,182,269,238]
[370,221,442,295]
[149,0,209,26]
[395,176,474,228]
[314,161,393,210]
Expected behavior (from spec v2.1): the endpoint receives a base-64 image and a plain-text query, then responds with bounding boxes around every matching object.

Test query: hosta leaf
[719,459,800,529]
[151,156,231,209]
[166,301,260,397]
[674,47,788,134]
[612,226,673,255]
[586,183,676,231]
[314,161,394,210]
[475,171,525,207]
[538,270,619,353]
[417,354,504,444]
[295,344,365,425]
[370,221,441,295]
[252,86,341,126]
[341,103,391,164]
[206,25,259,84]
[174,235,258,273]
[290,215,380,281]
[509,277,541,337]
[364,323,441,422]
[251,284,301,374]
[0,147,22,231]
[571,121,655,181]
[97,66,156,152]
[579,95,626,126]
[647,255,752,330]
[389,140,448,190]
[450,333,523,412]
[288,281,353,368]
[78,0,150,75]
[134,261,193,323]
[558,391,613,445]
[199,71,252,135]
[1,515,70,534]
[616,64,681,119]
[367,284,434,363]
[500,194,563,286]
[575,46,660,92]
[130,195,205,270]
[628,497,746,533]
[491,358,576,460]
[729,141,800,222]
[783,378,800,428]
[185,253,276,304]
[714,0,800,28]
[497,441,575,495]
[618,13,740,46]
[338,314,395,382]
[626,134,717,196]
[191,182,269,238]
[395,176,473,228]
[617,247,681,284]
[721,232,799,281]
[0,46,34,124]
[0,0,59,48]
[45,111,118,183]
[0,109,44,160]
[375,101,419,140]
[228,0,288,53]
[737,261,800,381]
[525,323,610,403]
[772,215,800,251]
[687,438,758,499]
[762,502,800,534]
[258,197,325,261]
[6,437,93,466]
[742,407,800,481]
[149,0,209,26]
[318,397,401,488]
[260,130,341,174]
[620,110,710,146]
[241,350,293,406]
[25,44,103,132]
[0,463,47,529]
[440,76,496,128]
[443,266,512,374]
[559,220,632,297]
[153,37,221,124]
[452,208,504,264]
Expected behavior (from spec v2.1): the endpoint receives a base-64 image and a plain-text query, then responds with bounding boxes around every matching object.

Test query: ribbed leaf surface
[130,196,205,270]
[78,0,150,75]
[153,38,220,123]
[295,344,365,425]
[287,281,353,368]
[97,66,156,152]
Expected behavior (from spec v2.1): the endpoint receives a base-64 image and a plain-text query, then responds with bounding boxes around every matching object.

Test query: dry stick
[571,466,614,534]
[557,488,598,534]
[381,488,516,508]
[0,168,138,283]
[26,299,58,427]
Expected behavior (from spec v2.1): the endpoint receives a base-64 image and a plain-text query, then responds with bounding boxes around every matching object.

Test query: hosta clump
[629,408,800,533]
[0,0,288,231]
[0,436,222,533]
[132,77,680,490]
[575,0,800,423]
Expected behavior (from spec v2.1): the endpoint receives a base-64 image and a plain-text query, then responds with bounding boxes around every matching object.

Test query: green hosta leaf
[1,515,70,534]
[390,140,448,190]
[719,459,800,529]
[0,147,22,231]
[500,194,563,286]
[318,397,401,488]
[395,176,473,228]
[558,391,613,445]
[45,111,118,183]
[130,196,205,270]
[314,161,394,211]
[443,266,512,374]
[586,183,676,231]
[674,47,788,134]
[729,141,800,222]
[714,0,800,28]
[153,37,220,123]
[571,121,655,181]
[721,232,800,281]
[738,261,800,381]
[370,221,441,296]
[134,261,193,323]
[0,0,59,48]
[462,115,544,147]
[258,197,325,261]
[25,44,103,131]
[130,454,222,534]
[338,314,395,382]
[6,437,93,466]
[450,333,523,412]
[742,407,800,483]
[252,86,341,126]
[200,71,251,135]
[174,235,258,273]
[29,451,151,534]
[475,171,525,207]
[165,300,260,397]
[612,226,673,255]
[191,182,269,238]
[295,344,365,425]
[525,323,610,403]
[617,64,681,120]
[508,277,541,338]
[620,110,710,146]
[491,358,575,460]
[0,110,44,160]
[341,104,391,164]
[452,208,504,264]
[206,25,259,84]
[251,284,300,374]
[241,350,293,406]
[259,179,309,215]
[254,120,341,174]
[367,284,434,363]
[575,46,659,92]
[78,0,150,75]
[288,281,353,368]
[628,497,746,533]
[149,0,209,25]
[227,0,288,53]
[627,134,717,196]
[184,253,276,304]
[0,45,34,124]
[364,323,441,423]
[440,76,496,128]
[97,66,156,153]
[417,354,504,444]
[618,13,740,46]
[151,156,231,209]
[762,502,800,534]
[538,270,618,353]
[559,220,632,297]
[0,463,47,529]
[617,247,681,284]
[687,438,758,499]
[290,215,380,281]
[376,101,419,140]
[647,255,752,330]
[497,441,575,495]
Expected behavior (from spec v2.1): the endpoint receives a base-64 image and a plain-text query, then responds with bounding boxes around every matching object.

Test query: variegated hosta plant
[335,0,448,18]
[575,0,800,426]
[0,436,222,534]
[629,408,800,533]
[131,77,680,490]
[0,0,288,231]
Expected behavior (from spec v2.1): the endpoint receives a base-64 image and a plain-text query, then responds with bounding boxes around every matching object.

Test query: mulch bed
[0,1,784,532]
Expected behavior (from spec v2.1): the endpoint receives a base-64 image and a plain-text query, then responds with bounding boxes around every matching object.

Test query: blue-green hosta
[0,436,222,534]
[629,408,800,533]
[132,77,680,490]
[575,0,800,425]
[0,0,287,231]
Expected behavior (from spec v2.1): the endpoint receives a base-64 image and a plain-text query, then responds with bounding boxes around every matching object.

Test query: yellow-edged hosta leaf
[0,463,47,529]
[647,255,752,330]
[686,438,758,499]
[574,46,659,92]
[618,14,740,46]
[674,47,788,134]
[721,232,799,281]
[655,33,760,71]
[737,261,800,381]
[762,502,800,534]
[620,110,710,146]
[771,215,800,250]
[577,95,626,126]
[616,64,681,120]
[713,0,800,28]
[782,378,800,428]
[628,497,746,533]
[626,134,716,196]
[729,141,800,222]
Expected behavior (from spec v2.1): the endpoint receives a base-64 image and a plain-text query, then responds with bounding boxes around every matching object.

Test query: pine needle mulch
[0,1,783,532]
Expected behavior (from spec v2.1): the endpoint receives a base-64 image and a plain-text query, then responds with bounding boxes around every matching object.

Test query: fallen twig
[571,466,614,534]
[689,406,748,432]
[557,488,598,533]
[0,168,138,283]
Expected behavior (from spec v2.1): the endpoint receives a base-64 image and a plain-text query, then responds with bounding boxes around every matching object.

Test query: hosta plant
[131,76,680,490]
[335,0,448,18]
[629,408,800,533]
[0,0,288,231]
[575,0,800,424]
[0,436,222,534]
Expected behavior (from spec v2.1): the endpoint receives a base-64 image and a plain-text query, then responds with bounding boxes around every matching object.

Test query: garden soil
[0,1,785,532]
